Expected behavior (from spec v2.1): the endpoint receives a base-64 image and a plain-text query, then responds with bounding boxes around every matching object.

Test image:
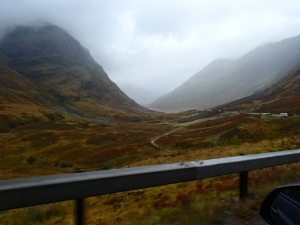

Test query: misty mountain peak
[0,24,92,75]
[0,23,148,118]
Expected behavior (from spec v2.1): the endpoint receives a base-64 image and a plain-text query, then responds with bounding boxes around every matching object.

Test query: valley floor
[1,112,300,224]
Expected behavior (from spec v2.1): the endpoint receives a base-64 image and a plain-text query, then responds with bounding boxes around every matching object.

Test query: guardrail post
[75,169,85,225]
[239,171,248,200]
[76,197,84,225]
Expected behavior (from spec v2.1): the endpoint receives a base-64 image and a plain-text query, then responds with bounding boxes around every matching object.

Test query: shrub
[30,115,42,122]
[54,161,60,167]
[8,119,20,128]
[101,158,121,170]
[43,112,65,121]
[27,156,36,164]
[60,162,73,168]
[0,125,10,133]
[44,112,56,121]
[131,117,141,122]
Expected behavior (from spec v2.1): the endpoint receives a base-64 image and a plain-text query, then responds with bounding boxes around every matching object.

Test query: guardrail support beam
[239,171,248,200]
[75,169,85,225]
[76,198,84,225]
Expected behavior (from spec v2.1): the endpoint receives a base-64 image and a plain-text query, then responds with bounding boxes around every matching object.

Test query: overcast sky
[1,0,300,104]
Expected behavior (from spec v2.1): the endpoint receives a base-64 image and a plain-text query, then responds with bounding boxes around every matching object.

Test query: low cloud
[1,0,300,103]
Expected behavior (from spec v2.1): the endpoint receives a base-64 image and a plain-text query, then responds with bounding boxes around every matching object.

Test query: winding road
[150,129,177,150]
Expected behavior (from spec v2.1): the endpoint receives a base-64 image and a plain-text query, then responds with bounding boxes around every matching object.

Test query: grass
[0,202,72,225]
[0,118,173,179]
[1,113,300,224]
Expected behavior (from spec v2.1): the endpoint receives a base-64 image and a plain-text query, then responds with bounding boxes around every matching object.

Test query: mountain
[149,34,300,111]
[0,62,54,122]
[215,64,300,114]
[0,24,148,120]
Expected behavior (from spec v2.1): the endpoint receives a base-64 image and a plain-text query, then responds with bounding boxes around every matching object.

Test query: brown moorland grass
[0,118,173,179]
[1,113,300,224]
[258,96,300,114]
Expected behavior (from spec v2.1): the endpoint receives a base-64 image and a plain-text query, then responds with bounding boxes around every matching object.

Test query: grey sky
[1,0,300,104]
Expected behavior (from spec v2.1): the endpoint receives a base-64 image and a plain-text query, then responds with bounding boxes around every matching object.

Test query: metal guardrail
[1,149,300,224]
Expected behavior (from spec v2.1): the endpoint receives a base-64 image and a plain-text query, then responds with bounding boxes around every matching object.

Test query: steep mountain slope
[149,34,300,111]
[0,24,148,119]
[150,58,234,111]
[0,63,54,122]
[215,64,300,113]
